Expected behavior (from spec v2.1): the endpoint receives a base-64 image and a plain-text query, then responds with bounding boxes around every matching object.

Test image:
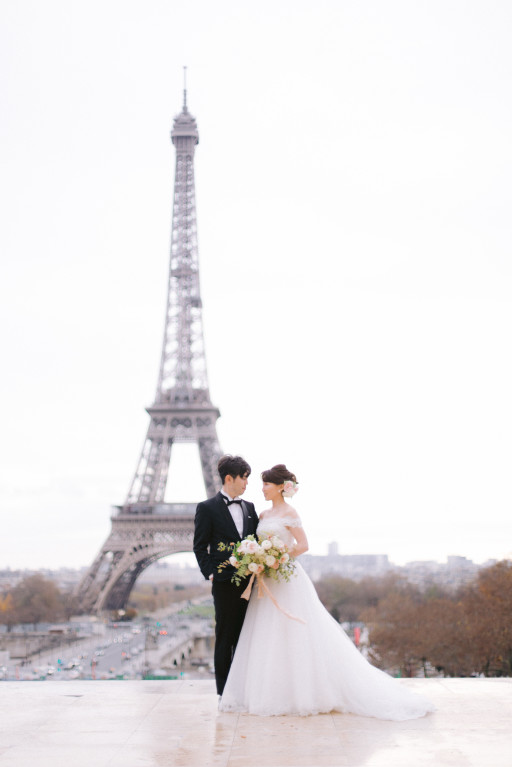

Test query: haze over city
[1,0,512,571]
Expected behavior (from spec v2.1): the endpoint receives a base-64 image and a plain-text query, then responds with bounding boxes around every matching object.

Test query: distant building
[300,551,391,582]
[299,544,488,589]
[327,541,339,557]
[402,555,480,590]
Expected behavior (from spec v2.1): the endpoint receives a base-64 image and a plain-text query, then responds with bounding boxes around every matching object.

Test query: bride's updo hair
[261,464,298,487]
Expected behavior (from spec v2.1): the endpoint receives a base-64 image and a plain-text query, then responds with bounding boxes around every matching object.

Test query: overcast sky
[1,0,511,571]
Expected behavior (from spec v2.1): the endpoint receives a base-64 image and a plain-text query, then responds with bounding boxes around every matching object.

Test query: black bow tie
[226,499,242,506]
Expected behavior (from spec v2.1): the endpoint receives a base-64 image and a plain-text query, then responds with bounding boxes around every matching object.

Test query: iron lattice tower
[76,87,222,613]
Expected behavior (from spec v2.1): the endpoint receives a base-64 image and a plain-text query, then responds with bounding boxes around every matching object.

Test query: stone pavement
[0,678,510,766]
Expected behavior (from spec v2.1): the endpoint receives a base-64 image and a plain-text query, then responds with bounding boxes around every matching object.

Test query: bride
[219,464,435,720]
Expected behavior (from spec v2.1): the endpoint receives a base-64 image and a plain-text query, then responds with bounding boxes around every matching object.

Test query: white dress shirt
[221,492,244,537]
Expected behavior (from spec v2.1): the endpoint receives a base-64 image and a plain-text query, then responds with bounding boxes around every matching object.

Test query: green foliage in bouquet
[218,534,296,587]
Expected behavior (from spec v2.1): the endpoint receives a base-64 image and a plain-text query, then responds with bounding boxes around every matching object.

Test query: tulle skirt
[219,563,435,720]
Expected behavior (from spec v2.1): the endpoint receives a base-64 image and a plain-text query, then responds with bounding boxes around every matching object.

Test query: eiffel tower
[76,83,223,613]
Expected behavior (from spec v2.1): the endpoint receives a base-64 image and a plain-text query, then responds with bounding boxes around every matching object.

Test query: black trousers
[212,579,248,695]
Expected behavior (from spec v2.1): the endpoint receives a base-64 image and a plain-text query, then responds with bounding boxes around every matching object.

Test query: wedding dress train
[219,514,435,720]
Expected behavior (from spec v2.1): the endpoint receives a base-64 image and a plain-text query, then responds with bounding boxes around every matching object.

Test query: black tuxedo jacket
[193,492,259,582]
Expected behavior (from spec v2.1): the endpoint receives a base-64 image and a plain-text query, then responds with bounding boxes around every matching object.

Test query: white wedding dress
[219,514,435,720]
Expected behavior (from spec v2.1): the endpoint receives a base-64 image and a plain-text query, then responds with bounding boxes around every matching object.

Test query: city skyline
[1,1,512,570]
[0,548,496,599]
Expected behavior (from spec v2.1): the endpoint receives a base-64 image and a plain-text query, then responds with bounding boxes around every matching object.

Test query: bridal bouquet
[218,535,304,624]
[218,534,296,588]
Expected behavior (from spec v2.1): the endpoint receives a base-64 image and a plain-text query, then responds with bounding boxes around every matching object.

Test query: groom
[193,454,258,696]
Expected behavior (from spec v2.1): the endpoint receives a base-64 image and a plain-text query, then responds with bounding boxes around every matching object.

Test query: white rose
[280,553,290,564]
[283,480,298,498]
[261,539,272,550]
[246,540,260,554]
[264,555,276,567]
[229,556,238,566]
[248,562,259,573]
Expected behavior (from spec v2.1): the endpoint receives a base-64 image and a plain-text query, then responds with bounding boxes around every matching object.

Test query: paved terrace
[0,678,510,766]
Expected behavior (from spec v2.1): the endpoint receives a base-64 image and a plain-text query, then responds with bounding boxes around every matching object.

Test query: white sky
[1,0,511,571]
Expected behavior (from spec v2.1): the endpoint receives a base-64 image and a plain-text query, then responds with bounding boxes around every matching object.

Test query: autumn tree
[0,575,67,628]
[315,573,406,623]
[417,597,474,677]
[315,576,361,622]
[362,587,428,677]
[461,561,512,676]
[358,561,512,678]
[0,593,14,631]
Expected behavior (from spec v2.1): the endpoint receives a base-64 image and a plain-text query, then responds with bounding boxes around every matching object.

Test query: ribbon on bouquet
[240,572,306,624]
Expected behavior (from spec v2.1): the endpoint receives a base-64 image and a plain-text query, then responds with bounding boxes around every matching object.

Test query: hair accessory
[282,480,298,498]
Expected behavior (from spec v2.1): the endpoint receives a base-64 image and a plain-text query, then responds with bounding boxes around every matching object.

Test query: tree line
[315,560,512,678]
[0,574,74,629]
[0,574,209,628]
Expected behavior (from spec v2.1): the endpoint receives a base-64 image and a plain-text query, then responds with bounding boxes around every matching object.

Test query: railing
[111,503,197,517]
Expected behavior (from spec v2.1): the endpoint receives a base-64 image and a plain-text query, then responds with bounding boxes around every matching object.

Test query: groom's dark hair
[217,454,251,483]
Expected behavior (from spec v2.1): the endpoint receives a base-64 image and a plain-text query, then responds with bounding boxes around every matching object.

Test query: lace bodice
[257,514,302,549]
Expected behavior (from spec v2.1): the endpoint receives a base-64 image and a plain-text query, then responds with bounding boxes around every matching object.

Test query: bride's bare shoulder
[258,508,272,520]
[283,503,298,516]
